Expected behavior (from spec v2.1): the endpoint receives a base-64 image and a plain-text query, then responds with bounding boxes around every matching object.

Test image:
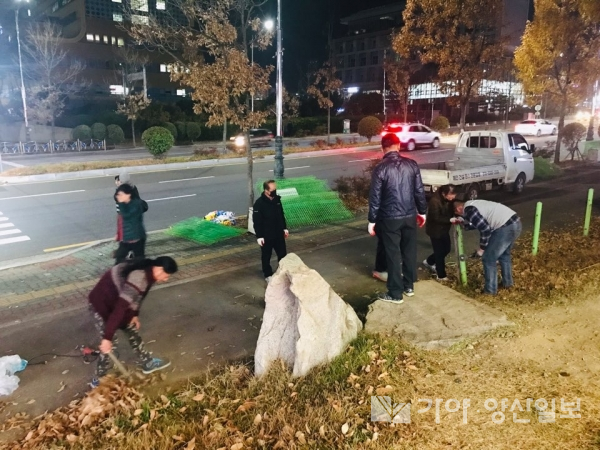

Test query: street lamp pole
[251,43,254,112]
[15,2,30,142]
[273,0,284,179]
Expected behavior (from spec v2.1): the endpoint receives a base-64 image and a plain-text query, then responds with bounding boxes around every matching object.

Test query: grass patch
[534,156,563,180]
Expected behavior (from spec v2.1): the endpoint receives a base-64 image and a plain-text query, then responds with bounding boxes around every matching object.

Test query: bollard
[584,188,594,236]
[453,225,468,286]
[532,202,542,255]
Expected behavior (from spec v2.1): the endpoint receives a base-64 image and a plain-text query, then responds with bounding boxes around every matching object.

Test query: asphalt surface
[0,133,556,262]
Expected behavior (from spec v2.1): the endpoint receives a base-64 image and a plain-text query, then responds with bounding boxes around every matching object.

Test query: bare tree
[384,55,414,123]
[127,0,273,207]
[24,22,86,140]
[117,92,151,147]
[307,62,342,143]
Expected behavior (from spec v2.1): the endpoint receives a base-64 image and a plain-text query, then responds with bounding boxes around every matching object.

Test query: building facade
[332,0,533,123]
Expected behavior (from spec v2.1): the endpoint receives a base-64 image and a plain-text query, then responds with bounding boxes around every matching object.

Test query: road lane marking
[269,166,310,172]
[0,217,7,222]
[159,176,215,184]
[0,228,21,236]
[146,194,197,202]
[0,235,30,245]
[0,223,14,228]
[1,161,25,168]
[0,190,85,201]
[44,240,98,253]
[420,149,453,154]
[348,158,374,162]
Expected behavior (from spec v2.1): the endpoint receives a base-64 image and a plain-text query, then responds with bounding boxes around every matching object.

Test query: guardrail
[0,139,106,155]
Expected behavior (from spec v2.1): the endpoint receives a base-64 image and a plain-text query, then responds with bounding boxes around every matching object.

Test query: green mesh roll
[256,176,353,228]
[166,218,246,245]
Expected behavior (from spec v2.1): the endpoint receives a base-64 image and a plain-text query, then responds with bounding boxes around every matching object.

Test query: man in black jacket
[368,134,427,304]
[252,180,289,282]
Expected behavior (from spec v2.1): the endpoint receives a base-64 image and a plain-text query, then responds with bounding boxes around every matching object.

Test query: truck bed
[421,163,507,187]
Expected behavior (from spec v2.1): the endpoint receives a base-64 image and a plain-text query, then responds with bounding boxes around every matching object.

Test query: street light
[273,0,284,178]
[251,19,274,112]
[15,0,30,142]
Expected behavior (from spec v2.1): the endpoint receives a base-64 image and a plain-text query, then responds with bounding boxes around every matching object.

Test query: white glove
[368,223,376,236]
[476,248,484,257]
[257,238,265,246]
[450,217,464,224]
[284,229,289,238]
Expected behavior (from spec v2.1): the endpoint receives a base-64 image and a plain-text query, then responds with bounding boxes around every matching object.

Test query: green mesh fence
[166,218,246,245]
[256,176,353,228]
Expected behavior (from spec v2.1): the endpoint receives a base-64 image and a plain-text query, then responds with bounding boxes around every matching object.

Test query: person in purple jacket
[88,256,178,387]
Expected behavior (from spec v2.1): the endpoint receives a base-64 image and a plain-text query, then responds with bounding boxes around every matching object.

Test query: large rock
[254,253,363,377]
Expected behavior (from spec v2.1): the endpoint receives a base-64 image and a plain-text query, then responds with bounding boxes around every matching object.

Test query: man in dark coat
[252,180,289,282]
[368,133,427,304]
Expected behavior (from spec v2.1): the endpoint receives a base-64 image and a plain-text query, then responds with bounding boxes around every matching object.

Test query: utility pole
[251,43,254,112]
[142,65,147,100]
[273,0,284,178]
[383,49,387,122]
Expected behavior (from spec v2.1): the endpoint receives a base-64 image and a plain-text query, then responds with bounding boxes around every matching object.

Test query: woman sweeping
[422,185,456,281]
[88,256,178,387]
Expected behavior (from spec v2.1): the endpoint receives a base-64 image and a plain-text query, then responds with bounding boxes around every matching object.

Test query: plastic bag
[204,210,237,226]
[0,355,28,396]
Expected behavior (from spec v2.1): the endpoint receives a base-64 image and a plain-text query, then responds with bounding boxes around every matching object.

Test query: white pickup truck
[421,131,535,199]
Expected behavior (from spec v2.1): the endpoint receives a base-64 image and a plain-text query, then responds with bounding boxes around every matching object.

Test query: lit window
[117,38,125,47]
[112,0,122,2]
[156,1,166,10]
[131,0,148,12]
[160,64,167,72]
[111,36,116,45]
[177,89,186,96]
[113,13,123,22]
[110,85,125,95]
[27,10,31,16]
[132,15,149,25]
[95,34,100,42]
[103,36,109,44]
[86,34,94,42]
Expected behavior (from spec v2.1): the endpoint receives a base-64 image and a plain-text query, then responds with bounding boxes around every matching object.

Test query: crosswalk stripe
[0,217,8,222]
[0,223,15,229]
[0,235,30,245]
[0,229,21,236]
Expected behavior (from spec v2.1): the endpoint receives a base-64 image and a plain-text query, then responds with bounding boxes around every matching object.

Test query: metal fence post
[584,188,594,236]
[532,202,542,255]
[452,225,468,286]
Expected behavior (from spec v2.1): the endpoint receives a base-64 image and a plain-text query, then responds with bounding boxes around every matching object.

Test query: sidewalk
[0,218,367,329]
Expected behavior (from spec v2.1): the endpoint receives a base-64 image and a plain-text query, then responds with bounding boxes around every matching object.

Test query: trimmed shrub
[162,122,178,140]
[106,124,125,145]
[91,123,107,140]
[186,122,201,141]
[430,115,450,132]
[314,125,327,135]
[175,121,187,140]
[561,122,587,160]
[142,126,174,158]
[357,116,382,142]
[72,125,92,141]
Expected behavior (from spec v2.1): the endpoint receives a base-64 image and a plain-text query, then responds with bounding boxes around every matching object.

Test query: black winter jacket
[252,193,288,240]
[368,151,427,222]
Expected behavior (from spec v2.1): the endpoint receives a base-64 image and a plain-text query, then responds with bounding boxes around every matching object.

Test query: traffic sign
[535,105,542,111]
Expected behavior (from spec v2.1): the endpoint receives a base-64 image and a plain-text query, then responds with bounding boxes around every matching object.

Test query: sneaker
[89,377,100,389]
[372,271,388,282]
[436,277,449,282]
[377,292,404,304]
[422,260,436,272]
[403,288,415,297]
[265,276,273,284]
[142,357,171,375]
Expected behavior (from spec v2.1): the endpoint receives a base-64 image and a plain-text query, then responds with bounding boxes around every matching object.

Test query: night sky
[261,0,398,90]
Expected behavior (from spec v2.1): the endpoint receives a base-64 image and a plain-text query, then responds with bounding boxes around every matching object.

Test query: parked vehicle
[381,122,441,151]
[420,131,535,200]
[231,129,274,148]
[514,119,557,136]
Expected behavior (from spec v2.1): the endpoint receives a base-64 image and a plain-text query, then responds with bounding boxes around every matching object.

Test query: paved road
[0,132,557,262]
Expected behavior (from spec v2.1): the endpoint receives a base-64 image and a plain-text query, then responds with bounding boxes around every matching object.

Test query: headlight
[234,136,245,146]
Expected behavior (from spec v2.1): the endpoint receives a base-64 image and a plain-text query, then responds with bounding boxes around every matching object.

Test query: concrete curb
[0,145,381,184]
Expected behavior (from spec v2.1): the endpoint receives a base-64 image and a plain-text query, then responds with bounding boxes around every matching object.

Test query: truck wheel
[407,140,416,151]
[513,173,526,194]
[465,183,479,200]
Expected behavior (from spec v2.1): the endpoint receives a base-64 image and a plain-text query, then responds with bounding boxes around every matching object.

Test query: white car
[514,119,557,137]
[381,123,441,151]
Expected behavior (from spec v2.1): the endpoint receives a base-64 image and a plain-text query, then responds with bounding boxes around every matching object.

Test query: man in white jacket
[454,199,521,295]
